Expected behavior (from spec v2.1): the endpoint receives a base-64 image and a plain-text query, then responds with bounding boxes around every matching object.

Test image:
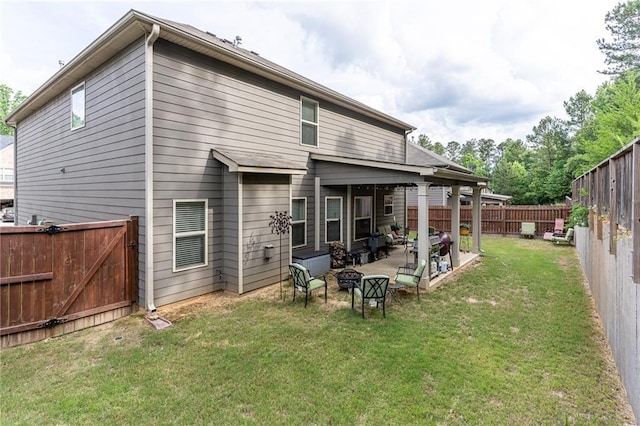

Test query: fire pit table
[336,268,364,291]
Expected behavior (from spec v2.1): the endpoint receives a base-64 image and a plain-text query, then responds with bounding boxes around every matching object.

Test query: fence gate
[0,217,138,348]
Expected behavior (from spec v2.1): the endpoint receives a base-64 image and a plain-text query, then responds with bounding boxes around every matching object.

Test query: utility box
[292,250,330,277]
[264,244,275,260]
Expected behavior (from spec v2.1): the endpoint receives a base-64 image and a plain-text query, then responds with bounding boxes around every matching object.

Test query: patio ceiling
[311,153,488,188]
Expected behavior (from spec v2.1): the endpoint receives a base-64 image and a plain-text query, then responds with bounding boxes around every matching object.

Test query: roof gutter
[145,24,160,313]
[432,168,489,185]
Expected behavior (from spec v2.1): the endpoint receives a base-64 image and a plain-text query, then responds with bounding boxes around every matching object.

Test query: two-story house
[5,10,488,312]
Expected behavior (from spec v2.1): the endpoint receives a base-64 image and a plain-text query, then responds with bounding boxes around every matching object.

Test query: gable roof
[0,135,13,150]
[406,142,471,173]
[5,9,415,132]
[5,10,489,188]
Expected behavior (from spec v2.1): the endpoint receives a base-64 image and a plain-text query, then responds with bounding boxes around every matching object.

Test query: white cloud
[0,0,620,144]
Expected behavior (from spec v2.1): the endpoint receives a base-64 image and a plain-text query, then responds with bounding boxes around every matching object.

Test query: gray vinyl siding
[15,39,146,225]
[316,161,418,186]
[375,187,406,230]
[151,128,226,307]
[14,39,148,304]
[317,103,406,163]
[153,40,406,164]
[241,173,290,293]
[151,40,410,294]
[223,170,240,293]
[153,40,304,162]
[431,187,448,206]
[152,138,227,300]
[405,186,448,207]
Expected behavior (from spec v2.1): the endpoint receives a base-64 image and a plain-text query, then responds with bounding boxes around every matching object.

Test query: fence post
[127,215,139,304]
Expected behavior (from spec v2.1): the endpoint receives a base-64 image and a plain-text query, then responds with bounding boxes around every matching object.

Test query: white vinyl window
[325,197,342,243]
[291,198,307,248]
[384,194,394,216]
[354,196,372,240]
[71,82,85,130]
[301,97,318,147]
[173,200,208,272]
[1,168,13,182]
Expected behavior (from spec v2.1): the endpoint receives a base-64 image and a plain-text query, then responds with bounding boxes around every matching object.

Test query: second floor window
[71,82,85,130]
[301,97,318,147]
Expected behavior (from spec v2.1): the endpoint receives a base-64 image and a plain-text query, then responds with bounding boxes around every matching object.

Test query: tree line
[412,0,640,205]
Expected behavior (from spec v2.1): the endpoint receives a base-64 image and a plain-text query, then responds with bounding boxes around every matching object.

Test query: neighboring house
[405,186,512,207]
[459,190,511,206]
[5,10,488,311]
[0,135,14,209]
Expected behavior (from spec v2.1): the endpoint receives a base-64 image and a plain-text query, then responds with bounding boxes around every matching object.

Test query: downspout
[315,177,320,251]
[145,24,160,313]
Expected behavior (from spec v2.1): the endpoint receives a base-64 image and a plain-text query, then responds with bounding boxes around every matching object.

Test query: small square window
[71,83,85,130]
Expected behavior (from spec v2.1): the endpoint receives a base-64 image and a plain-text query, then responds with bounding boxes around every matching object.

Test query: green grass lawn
[1,237,634,425]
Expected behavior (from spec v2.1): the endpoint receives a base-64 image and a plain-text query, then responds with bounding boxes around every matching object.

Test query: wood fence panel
[407,205,570,237]
[573,138,639,419]
[0,217,139,348]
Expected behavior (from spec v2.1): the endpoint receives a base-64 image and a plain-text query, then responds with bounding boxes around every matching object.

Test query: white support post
[451,186,461,267]
[417,182,431,287]
[315,177,320,251]
[346,185,352,252]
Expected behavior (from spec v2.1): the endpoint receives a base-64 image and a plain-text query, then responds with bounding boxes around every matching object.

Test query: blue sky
[0,0,620,143]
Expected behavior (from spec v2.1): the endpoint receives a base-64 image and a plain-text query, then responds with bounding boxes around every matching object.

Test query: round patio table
[336,268,364,291]
[387,280,404,304]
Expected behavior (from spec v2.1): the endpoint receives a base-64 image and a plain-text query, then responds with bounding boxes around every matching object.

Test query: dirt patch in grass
[155,271,355,322]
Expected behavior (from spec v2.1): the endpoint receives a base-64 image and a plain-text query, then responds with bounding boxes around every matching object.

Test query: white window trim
[384,194,394,216]
[300,96,319,147]
[292,197,307,248]
[354,196,372,241]
[173,199,208,272]
[1,168,13,182]
[70,82,86,130]
[325,196,343,243]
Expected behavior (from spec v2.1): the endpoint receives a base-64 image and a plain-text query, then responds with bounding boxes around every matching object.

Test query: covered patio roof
[212,148,307,175]
[311,151,489,188]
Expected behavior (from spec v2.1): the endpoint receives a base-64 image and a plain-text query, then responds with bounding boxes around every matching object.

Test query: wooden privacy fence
[571,138,639,419]
[0,216,138,348]
[407,205,571,237]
